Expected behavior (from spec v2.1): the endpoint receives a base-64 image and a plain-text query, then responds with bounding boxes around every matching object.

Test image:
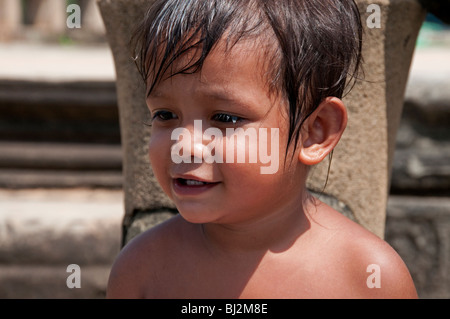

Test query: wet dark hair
[132,0,363,155]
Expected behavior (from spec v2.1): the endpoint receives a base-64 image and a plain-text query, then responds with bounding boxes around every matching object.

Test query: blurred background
[0,0,449,298]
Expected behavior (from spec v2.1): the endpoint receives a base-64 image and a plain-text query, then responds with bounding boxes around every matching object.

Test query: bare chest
[145,251,355,299]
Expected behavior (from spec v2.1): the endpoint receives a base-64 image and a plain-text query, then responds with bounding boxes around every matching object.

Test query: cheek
[218,160,294,221]
[148,131,172,191]
[148,132,164,163]
[218,129,278,165]
[220,133,282,182]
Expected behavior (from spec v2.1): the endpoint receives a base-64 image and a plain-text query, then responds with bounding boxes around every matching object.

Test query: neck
[200,191,315,255]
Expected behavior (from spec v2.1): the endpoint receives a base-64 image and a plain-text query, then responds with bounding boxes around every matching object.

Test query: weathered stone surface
[385,196,450,298]
[0,80,119,144]
[0,0,21,41]
[0,142,122,170]
[0,189,123,265]
[0,169,123,189]
[403,79,450,133]
[98,0,176,245]
[0,189,123,298]
[391,145,450,195]
[0,43,115,82]
[27,0,66,34]
[0,265,110,299]
[124,210,177,245]
[309,190,356,222]
[0,142,123,188]
[80,0,106,35]
[390,62,450,195]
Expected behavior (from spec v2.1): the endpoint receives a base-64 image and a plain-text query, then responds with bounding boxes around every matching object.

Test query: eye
[152,110,178,122]
[212,113,242,124]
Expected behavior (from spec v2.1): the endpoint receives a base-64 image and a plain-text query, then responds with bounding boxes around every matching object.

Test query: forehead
[148,36,275,98]
[202,40,267,84]
[146,39,288,120]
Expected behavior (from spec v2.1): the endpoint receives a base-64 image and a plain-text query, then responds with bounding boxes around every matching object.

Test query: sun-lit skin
[106,38,418,299]
[146,40,308,231]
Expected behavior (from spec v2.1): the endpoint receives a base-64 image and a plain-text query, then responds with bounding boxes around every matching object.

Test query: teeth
[185,179,207,186]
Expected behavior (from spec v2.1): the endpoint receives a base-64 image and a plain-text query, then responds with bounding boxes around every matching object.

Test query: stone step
[390,144,450,195]
[0,190,448,298]
[0,79,120,144]
[0,141,123,188]
[0,188,121,298]
[389,57,450,195]
[0,169,123,188]
[0,142,122,170]
[385,195,450,298]
[0,189,123,265]
[0,265,111,299]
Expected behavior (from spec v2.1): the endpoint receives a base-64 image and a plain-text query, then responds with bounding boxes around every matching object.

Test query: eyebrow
[147,85,254,109]
[202,87,258,112]
[203,87,238,102]
[147,88,165,99]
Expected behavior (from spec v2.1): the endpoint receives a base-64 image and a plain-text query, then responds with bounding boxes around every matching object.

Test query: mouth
[178,178,212,186]
[172,177,220,196]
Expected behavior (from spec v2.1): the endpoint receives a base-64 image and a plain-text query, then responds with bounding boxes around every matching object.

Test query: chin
[176,203,222,224]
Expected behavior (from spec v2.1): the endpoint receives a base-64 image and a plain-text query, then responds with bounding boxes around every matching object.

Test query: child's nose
[178,120,210,163]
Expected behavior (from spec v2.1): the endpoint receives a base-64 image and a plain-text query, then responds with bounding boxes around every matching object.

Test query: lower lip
[172,179,220,196]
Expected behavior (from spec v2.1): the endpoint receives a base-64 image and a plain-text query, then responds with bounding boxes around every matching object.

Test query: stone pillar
[0,0,22,41]
[80,0,105,35]
[28,0,66,34]
[307,0,426,238]
[97,0,176,246]
[98,0,426,244]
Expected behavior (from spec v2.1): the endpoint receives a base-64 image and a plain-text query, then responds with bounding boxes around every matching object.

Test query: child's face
[146,40,307,225]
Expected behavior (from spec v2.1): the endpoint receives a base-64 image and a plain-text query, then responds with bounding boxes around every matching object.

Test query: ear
[298,97,347,165]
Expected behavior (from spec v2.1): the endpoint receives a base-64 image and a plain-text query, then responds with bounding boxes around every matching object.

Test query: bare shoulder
[106,214,187,299]
[342,221,417,298]
[309,201,418,299]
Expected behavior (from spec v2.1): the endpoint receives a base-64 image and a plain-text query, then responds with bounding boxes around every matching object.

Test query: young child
[106,0,417,298]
